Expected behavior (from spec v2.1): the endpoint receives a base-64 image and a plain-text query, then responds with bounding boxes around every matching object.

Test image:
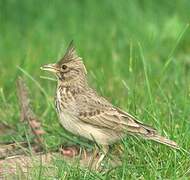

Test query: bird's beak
[40,63,59,73]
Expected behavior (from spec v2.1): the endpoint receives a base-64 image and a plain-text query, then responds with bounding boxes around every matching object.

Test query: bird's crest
[58,41,82,64]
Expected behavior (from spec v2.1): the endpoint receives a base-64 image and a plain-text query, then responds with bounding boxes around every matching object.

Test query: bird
[41,41,179,168]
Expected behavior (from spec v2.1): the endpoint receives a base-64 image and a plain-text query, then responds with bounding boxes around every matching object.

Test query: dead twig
[16,76,46,148]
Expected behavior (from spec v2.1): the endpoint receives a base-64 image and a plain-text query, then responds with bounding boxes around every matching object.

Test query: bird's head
[41,41,87,85]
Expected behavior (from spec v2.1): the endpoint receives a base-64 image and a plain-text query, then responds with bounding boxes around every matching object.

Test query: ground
[0,0,190,179]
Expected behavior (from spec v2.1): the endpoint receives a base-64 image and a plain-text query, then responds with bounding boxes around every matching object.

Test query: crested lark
[41,42,179,167]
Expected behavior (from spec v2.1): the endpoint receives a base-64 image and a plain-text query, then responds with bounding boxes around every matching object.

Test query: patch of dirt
[0,150,122,178]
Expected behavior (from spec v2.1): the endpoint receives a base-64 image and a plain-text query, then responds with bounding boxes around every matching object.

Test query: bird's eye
[61,64,67,70]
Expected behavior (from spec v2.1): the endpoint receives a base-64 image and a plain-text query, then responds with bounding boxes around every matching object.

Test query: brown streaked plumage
[41,41,179,168]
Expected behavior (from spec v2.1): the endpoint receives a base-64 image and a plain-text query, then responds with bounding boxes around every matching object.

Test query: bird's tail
[126,123,179,149]
[136,122,179,149]
[145,132,179,149]
[117,108,179,149]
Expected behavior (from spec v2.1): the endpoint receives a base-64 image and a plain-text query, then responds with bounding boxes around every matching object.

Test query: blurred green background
[0,0,190,178]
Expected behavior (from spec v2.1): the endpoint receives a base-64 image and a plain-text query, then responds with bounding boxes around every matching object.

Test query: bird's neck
[57,78,88,94]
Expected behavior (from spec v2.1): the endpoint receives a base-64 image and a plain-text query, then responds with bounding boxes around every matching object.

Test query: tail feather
[139,124,180,149]
[119,109,179,149]
[127,124,179,149]
[146,133,179,149]
[136,123,179,149]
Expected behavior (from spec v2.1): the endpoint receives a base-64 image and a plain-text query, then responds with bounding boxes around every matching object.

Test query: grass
[1,0,190,179]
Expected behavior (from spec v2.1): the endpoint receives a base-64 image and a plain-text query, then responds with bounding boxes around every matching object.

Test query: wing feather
[75,90,152,133]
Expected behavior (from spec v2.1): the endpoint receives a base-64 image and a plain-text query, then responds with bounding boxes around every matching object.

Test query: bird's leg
[95,145,109,170]
[88,145,99,170]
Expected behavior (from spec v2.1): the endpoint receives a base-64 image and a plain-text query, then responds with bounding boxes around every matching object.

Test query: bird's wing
[76,90,155,134]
